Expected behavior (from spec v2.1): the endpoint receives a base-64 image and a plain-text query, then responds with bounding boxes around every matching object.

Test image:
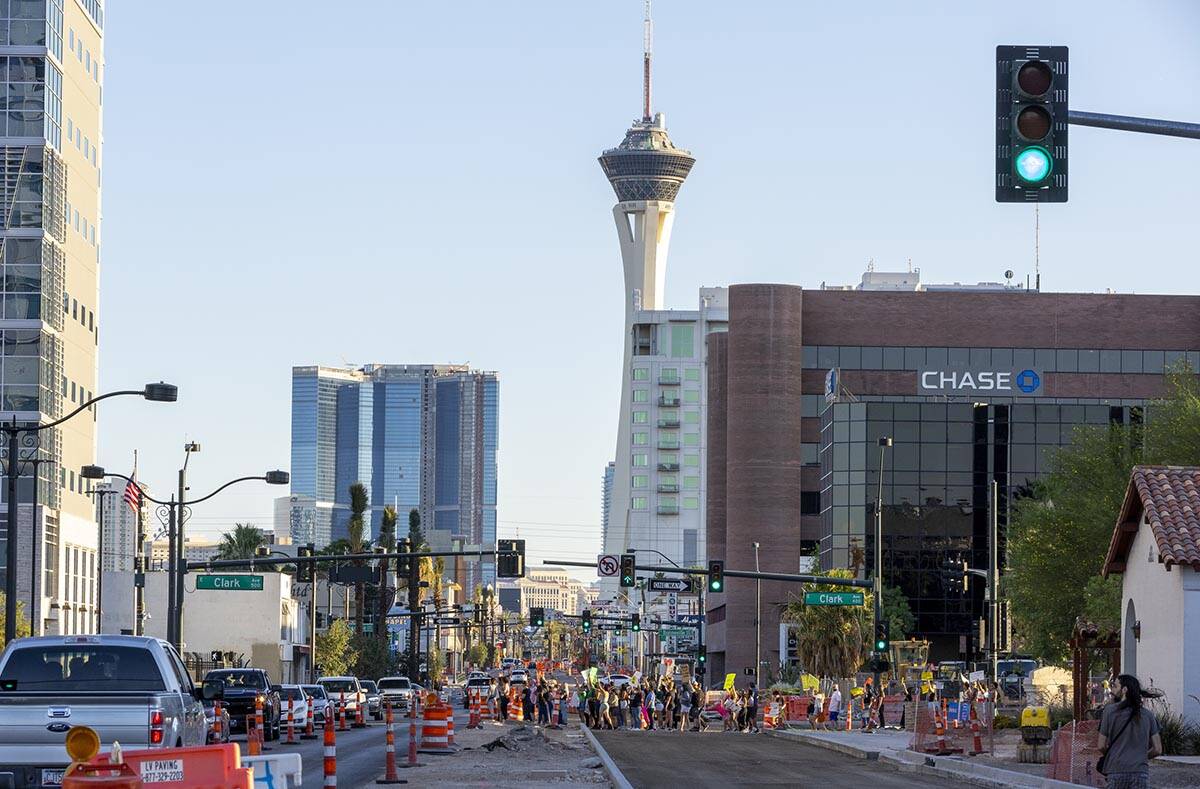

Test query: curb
[764,730,881,760]
[578,725,635,789]
[768,730,1078,789]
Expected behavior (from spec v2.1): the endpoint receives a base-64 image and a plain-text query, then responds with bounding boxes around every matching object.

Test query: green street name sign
[196,574,264,591]
[804,591,864,606]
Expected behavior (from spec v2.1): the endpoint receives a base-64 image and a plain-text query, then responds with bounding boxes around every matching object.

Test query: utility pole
[990,479,1000,681]
[754,542,761,691]
[873,437,892,688]
[407,551,421,682]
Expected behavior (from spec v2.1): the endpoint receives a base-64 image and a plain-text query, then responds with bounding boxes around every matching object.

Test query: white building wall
[1121,519,1186,711]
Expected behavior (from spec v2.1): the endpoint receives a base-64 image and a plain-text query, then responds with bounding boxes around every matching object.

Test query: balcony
[658,395,681,407]
[657,462,680,472]
[657,483,680,494]
[658,375,681,386]
[657,439,681,450]
[657,505,680,515]
[657,418,681,429]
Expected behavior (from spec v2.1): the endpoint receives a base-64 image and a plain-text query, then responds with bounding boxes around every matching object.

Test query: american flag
[123,478,142,513]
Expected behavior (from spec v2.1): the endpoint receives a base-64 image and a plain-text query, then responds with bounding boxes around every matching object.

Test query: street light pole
[3,383,177,644]
[754,542,761,690]
[86,486,118,633]
[873,437,893,689]
[990,479,1000,681]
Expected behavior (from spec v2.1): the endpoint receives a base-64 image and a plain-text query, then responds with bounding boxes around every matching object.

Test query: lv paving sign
[196,574,264,591]
[804,591,864,606]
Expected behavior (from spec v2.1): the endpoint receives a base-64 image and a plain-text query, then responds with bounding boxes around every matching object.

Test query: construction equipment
[1017,705,1052,763]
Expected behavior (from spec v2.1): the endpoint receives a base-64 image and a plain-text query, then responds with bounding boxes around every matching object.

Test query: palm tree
[216,523,264,560]
[375,506,398,643]
[780,568,874,678]
[347,482,370,633]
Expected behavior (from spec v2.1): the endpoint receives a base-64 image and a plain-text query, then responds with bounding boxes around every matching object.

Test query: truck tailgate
[0,694,154,765]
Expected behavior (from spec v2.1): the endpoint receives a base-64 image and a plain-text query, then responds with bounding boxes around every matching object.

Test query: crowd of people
[568,677,762,733]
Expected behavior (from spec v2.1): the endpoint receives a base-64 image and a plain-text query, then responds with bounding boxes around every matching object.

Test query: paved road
[228,705,464,788]
[591,730,959,788]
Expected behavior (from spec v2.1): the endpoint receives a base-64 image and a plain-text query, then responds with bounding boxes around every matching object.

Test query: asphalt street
[227,706,454,788]
[591,729,960,789]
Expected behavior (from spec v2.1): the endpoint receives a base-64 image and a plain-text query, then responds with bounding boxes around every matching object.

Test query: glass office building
[290,364,499,589]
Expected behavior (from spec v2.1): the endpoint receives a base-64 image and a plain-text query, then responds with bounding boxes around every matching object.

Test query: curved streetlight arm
[630,547,682,569]
[13,390,146,433]
[95,472,270,507]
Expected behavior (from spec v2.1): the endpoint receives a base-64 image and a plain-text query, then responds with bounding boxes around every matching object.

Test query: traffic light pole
[543,560,873,589]
[1069,110,1200,140]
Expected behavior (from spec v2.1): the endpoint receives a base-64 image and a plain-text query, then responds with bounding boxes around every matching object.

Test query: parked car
[204,698,231,744]
[359,679,383,720]
[302,684,331,724]
[318,675,366,718]
[203,668,281,741]
[0,635,209,787]
[277,684,311,729]
[378,676,415,711]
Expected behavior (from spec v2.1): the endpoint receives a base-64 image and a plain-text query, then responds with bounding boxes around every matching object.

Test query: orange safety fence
[784,695,812,726]
[909,700,995,755]
[881,695,905,727]
[1045,719,1104,787]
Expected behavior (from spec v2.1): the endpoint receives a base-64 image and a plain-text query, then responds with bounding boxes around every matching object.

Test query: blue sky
[96,1,1200,574]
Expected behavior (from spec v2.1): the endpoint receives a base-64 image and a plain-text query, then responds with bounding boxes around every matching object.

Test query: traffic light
[631,613,640,632]
[396,537,411,576]
[581,609,592,633]
[619,553,636,588]
[530,607,545,628]
[497,539,525,578]
[707,560,724,593]
[874,620,890,653]
[297,543,314,583]
[696,645,706,664]
[996,45,1068,202]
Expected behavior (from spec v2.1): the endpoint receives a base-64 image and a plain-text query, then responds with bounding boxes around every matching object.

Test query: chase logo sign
[919,368,1043,397]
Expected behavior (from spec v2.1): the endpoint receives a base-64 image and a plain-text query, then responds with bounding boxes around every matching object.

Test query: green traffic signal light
[1014,146,1052,183]
[875,639,887,651]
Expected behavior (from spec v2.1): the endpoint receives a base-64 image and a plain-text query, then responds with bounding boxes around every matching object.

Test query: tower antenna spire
[642,0,653,122]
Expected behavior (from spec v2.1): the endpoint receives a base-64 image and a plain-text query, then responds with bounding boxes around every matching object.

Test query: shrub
[1154,708,1198,756]
[993,714,1018,730]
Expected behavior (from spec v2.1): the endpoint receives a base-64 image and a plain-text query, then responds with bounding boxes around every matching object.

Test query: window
[802,443,819,465]
[683,476,700,489]
[632,410,648,424]
[632,475,648,489]
[68,28,73,49]
[683,390,699,404]
[684,411,700,424]
[683,454,700,467]
[684,433,699,446]
[633,432,648,446]
[632,389,647,403]
[67,118,72,138]
[683,496,699,510]
[632,496,647,510]
[633,367,648,381]
[801,491,821,515]
[685,368,700,382]
[671,324,694,358]
[632,454,648,467]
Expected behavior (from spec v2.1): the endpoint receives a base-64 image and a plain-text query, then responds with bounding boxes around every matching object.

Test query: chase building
[704,269,1200,675]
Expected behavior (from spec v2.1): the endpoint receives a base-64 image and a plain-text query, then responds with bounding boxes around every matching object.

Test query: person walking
[746,683,760,733]
[679,682,692,731]
[828,685,843,727]
[1098,675,1163,789]
[498,678,509,721]
[616,687,628,730]
[645,684,657,730]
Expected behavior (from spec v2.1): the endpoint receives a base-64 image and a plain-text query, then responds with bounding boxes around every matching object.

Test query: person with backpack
[1098,674,1163,789]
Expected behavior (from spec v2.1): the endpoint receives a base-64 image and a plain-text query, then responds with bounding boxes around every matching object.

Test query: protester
[498,678,509,721]
[828,685,842,726]
[746,684,760,733]
[1099,674,1163,789]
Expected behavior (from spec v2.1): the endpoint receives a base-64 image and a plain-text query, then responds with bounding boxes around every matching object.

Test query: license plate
[41,769,65,786]
[140,759,184,783]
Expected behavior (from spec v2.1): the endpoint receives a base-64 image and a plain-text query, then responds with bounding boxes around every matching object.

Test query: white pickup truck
[0,635,210,787]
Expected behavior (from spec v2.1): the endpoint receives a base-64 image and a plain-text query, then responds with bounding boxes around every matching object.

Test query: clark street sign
[648,579,690,593]
[196,574,263,591]
[804,591,864,606]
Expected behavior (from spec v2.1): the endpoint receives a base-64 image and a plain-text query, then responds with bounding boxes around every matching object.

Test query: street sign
[677,614,703,625]
[660,627,690,639]
[803,591,864,606]
[648,578,689,593]
[196,574,263,591]
[668,593,677,620]
[597,554,619,577]
[434,617,460,625]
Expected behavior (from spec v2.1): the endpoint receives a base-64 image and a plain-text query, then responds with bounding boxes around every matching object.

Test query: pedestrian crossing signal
[707,560,724,593]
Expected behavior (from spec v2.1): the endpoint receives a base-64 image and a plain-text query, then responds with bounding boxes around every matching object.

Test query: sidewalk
[766,728,1079,788]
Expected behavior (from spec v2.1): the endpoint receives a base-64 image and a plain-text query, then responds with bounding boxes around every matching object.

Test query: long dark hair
[1116,674,1160,716]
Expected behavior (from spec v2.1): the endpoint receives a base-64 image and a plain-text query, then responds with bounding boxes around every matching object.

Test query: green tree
[881,585,916,640]
[351,632,395,678]
[316,619,357,676]
[408,508,424,551]
[216,523,265,560]
[0,592,31,649]
[347,482,370,633]
[375,505,398,644]
[467,642,488,667]
[1007,366,1200,662]
[781,569,874,677]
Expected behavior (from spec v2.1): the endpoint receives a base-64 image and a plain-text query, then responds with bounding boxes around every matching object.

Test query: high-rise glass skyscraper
[290,364,499,591]
[0,0,105,637]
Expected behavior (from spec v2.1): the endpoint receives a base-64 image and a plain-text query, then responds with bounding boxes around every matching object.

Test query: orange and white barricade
[418,703,458,754]
[763,701,783,729]
[87,743,253,788]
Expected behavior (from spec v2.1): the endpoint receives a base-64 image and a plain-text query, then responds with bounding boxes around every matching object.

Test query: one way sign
[648,578,690,593]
